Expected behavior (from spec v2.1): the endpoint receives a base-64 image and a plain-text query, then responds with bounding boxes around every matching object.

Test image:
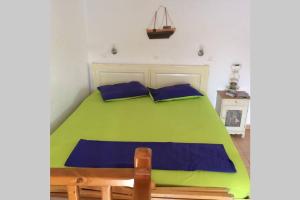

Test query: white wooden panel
[151,73,202,89]
[96,71,146,85]
[150,65,209,92]
[91,64,150,90]
[91,64,209,93]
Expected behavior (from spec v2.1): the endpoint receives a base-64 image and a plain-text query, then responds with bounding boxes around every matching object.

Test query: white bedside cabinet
[216,90,250,138]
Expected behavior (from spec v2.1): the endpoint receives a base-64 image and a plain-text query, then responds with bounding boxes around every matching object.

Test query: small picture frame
[225,110,242,127]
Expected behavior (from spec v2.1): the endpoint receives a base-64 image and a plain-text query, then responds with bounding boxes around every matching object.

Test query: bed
[50,64,250,199]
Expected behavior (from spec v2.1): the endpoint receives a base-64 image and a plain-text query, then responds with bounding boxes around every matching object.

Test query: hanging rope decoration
[146,6,176,39]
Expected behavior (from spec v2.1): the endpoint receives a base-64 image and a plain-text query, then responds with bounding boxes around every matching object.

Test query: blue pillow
[97,81,149,101]
[148,84,203,102]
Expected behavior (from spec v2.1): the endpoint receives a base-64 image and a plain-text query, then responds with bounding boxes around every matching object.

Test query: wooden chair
[50,147,152,200]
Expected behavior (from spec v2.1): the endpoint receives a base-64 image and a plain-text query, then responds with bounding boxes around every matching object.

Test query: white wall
[50,0,90,132]
[83,0,250,123]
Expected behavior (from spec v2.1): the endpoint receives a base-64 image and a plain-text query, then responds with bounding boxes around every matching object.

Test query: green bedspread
[50,91,250,198]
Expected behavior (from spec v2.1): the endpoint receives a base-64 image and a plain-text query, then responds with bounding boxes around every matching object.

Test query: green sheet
[51,91,250,198]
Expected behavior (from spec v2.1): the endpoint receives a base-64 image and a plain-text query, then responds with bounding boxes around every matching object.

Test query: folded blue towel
[65,139,236,173]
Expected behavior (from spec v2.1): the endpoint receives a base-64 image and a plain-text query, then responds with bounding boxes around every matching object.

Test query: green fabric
[51,91,250,199]
[103,94,149,102]
[149,91,201,102]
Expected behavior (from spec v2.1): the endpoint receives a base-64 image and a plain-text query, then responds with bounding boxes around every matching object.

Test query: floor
[231,128,250,175]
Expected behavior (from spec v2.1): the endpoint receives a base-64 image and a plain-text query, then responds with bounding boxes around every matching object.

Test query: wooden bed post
[133,147,152,200]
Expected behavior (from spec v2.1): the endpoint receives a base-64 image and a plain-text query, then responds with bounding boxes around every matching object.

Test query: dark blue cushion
[148,84,203,102]
[97,81,149,101]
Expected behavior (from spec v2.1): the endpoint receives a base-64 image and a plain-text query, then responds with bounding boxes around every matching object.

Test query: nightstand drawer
[222,99,249,106]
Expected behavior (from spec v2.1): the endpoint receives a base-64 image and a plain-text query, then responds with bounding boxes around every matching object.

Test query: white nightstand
[216,90,250,138]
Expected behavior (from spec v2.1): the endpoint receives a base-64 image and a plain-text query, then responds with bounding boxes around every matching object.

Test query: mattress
[50,91,250,198]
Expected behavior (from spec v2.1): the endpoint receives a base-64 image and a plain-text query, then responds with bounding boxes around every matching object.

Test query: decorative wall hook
[198,46,204,56]
[111,45,118,55]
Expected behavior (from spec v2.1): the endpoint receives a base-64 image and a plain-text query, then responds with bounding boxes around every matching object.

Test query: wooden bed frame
[50,64,240,200]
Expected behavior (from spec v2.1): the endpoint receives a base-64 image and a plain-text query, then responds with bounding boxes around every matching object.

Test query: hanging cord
[159,7,174,28]
[166,9,174,27]
[147,13,156,29]
[159,10,166,29]
[147,5,174,29]
[157,5,166,28]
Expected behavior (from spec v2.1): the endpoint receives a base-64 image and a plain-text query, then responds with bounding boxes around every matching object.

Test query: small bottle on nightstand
[215,90,250,138]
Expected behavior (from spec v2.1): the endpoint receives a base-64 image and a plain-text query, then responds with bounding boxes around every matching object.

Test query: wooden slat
[67,185,79,200]
[112,187,133,196]
[51,168,134,187]
[78,189,101,199]
[112,193,132,200]
[51,191,132,200]
[51,186,234,200]
[52,183,233,200]
[51,185,133,199]
[51,185,67,193]
[102,186,112,200]
[80,186,102,191]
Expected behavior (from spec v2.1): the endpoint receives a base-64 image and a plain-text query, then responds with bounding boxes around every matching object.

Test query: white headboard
[91,63,209,92]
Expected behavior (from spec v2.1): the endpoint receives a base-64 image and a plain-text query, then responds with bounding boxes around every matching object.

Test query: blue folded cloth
[65,139,236,173]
